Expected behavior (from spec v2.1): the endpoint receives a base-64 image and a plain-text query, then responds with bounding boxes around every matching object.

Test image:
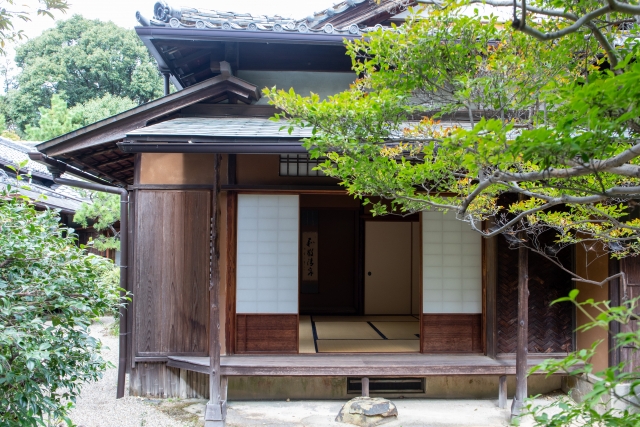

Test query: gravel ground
[68,317,193,427]
[67,318,560,427]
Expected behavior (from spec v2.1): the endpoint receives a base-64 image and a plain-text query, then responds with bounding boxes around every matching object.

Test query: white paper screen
[422,211,482,313]
[236,195,299,314]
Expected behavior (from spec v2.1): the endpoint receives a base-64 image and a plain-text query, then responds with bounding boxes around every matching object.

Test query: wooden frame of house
[30,1,636,425]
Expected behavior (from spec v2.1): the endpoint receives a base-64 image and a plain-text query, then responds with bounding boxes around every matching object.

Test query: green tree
[25,93,137,141]
[0,177,122,426]
[73,191,121,251]
[267,3,640,259]
[7,14,162,132]
[69,93,137,127]
[24,94,81,140]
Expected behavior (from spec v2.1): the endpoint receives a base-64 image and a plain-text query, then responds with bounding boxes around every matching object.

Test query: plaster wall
[237,71,355,105]
[139,153,217,185]
[227,375,562,400]
[575,244,609,372]
[236,154,337,186]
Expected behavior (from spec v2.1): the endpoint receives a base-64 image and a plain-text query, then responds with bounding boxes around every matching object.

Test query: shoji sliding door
[235,194,299,353]
[421,210,483,352]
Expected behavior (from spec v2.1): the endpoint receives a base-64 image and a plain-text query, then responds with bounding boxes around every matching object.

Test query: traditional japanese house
[30,1,636,425]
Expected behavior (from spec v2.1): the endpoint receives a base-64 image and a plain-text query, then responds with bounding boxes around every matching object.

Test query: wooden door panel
[364,222,412,315]
[134,190,210,355]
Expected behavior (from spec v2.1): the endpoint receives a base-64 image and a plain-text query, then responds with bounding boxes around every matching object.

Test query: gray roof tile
[126,117,313,139]
[137,0,413,35]
[0,138,88,206]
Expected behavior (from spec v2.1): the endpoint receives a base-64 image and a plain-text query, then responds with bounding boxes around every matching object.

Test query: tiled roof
[0,138,89,207]
[0,138,51,176]
[125,117,470,142]
[126,117,313,139]
[136,0,413,35]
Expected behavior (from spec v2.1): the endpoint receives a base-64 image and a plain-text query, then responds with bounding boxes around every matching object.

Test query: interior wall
[299,208,358,314]
[237,71,355,105]
[575,244,609,372]
[364,221,412,315]
[139,153,217,185]
[236,154,337,186]
[412,222,421,315]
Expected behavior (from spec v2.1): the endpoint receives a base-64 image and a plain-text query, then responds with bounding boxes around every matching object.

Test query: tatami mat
[299,315,316,354]
[312,315,418,322]
[371,321,420,340]
[314,321,383,340]
[316,339,420,353]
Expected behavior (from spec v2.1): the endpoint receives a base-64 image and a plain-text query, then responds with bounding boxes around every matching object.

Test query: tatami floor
[299,315,420,353]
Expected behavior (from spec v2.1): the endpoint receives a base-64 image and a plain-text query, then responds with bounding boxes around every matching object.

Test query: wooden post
[205,155,226,427]
[511,240,529,418]
[362,378,370,397]
[498,375,507,409]
[608,257,621,368]
[179,369,187,399]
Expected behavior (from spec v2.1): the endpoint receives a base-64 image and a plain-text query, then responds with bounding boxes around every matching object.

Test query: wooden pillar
[362,378,370,397]
[498,375,507,409]
[484,232,498,358]
[179,369,187,399]
[163,73,170,96]
[511,241,529,418]
[206,155,226,427]
[608,257,621,368]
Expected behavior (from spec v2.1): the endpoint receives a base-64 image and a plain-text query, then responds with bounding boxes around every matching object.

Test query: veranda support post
[511,239,529,418]
[206,155,226,427]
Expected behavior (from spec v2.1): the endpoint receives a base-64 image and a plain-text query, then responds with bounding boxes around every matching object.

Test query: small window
[279,154,325,177]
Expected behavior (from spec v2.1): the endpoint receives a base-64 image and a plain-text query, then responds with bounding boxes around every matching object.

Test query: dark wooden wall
[133,190,211,357]
[236,314,298,353]
[422,314,482,353]
[496,235,573,354]
[130,362,208,398]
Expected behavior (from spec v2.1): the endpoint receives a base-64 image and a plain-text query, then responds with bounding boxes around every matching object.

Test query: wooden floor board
[167,354,572,377]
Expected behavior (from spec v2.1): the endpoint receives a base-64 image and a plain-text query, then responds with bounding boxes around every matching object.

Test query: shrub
[525,290,640,426]
[0,184,123,426]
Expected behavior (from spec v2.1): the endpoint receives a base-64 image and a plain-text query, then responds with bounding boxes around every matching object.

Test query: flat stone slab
[336,397,398,427]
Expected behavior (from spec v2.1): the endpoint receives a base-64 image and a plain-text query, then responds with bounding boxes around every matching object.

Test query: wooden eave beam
[171,49,212,68]
[84,156,132,170]
[66,156,128,186]
[78,145,122,158]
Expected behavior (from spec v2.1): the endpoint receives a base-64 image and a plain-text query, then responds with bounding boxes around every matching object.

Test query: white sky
[16,0,338,38]
[1,0,337,88]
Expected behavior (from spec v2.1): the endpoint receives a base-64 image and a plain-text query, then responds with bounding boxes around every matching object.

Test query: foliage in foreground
[268,2,640,260]
[524,290,640,426]
[0,180,122,426]
[0,1,69,56]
